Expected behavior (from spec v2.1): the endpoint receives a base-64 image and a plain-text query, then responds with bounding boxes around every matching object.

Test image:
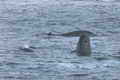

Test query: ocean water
[0,0,120,80]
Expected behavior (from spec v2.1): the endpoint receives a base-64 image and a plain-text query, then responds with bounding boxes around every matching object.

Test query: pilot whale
[19,45,34,52]
[76,34,91,56]
[60,30,96,37]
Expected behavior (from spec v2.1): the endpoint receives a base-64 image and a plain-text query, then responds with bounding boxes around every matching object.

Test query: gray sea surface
[0,0,120,80]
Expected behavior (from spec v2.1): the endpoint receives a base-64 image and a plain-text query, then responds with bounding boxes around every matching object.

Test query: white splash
[24,44,29,48]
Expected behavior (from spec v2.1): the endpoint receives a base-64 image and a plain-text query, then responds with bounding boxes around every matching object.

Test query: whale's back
[60,31,96,37]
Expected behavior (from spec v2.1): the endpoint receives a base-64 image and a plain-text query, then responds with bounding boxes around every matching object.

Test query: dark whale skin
[60,30,96,37]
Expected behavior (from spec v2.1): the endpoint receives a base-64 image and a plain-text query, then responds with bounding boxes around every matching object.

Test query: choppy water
[0,0,120,80]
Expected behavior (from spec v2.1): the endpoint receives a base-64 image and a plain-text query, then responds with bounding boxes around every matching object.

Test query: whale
[38,30,96,37]
[76,34,91,56]
[19,45,34,52]
[19,47,34,52]
[60,30,96,37]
